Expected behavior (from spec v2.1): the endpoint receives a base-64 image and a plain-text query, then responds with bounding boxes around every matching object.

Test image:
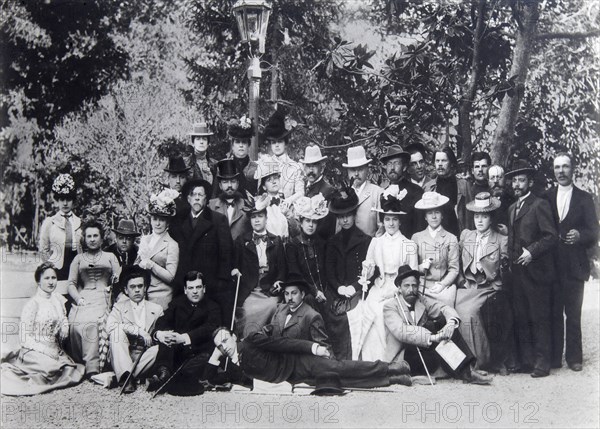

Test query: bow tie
[253,234,267,244]
[226,200,235,208]
[270,197,281,206]
[61,213,72,218]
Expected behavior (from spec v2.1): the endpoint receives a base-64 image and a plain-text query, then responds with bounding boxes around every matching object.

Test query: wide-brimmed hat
[505,159,535,178]
[466,192,501,213]
[181,179,212,199]
[263,108,296,141]
[342,146,372,168]
[294,193,329,220]
[311,372,346,396]
[242,193,270,215]
[52,173,76,200]
[281,273,312,295]
[299,146,327,164]
[380,145,410,164]
[395,264,421,284]
[254,156,281,182]
[164,156,191,174]
[414,191,449,210]
[112,219,141,237]
[329,187,359,215]
[188,121,214,137]
[372,185,407,215]
[216,159,240,180]
[148,189,179,217]
[228,115,254,140]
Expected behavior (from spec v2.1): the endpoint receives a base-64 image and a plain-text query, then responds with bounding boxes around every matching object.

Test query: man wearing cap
[342,146,383,237]
[209,159,251,241]
[379,144,424,238]
[226,116,258,196]
[506,159,558,378]
[383,265,492,384]
[406,143,435,190]
[263,108,304,203]
[187,121,218,185]
[488,165,515,233]
[543,152,599,372]
[164,156,192,220]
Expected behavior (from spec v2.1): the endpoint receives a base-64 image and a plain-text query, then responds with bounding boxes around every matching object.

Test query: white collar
[289,302,304,313]
[276,153,291,163]
[191,210,203,219]
[411,177,425,187]
[253,230,267,236]
[558,184,573,192]
[428,225,442,236]
[353,180,367,196]
[518,192,531,204]
[151,231,167,239]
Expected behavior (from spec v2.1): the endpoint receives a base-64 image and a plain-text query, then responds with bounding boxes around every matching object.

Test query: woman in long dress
[67,220,121,377]
[412,191,460,307]
[2,262,84,395]
[455,192,509,372]
[348,185,418,361]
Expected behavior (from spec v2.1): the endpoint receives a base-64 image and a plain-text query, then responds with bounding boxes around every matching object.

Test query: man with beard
[488,165,515,234]
[209,159,251,241]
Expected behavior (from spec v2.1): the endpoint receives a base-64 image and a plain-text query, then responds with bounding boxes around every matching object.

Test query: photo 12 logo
[401,401,540,424]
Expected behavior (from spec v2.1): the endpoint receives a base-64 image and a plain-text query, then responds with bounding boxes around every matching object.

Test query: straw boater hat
[380,145,410,164]
[299,145,327,164]
[112,219,141,237]
[52,173,76,200]
[342,146,372,168]
[188,121,214,137]
[242,193,270,215]
[505,159,536,178]
[228,115,254,140]
[466,192,501,213]
[216,159,240,180]
[164,156,191,174]
[263,108,296,141]
[254,155,281,183]
[414,191,450,210]
[147,189,179,217]
[372,185,408,215]
[329,187,360,215]
[293,193,329,220]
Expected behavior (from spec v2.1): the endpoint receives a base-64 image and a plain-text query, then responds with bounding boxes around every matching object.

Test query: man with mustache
[209,159,251,241]
[487,164,514,234]
[543,153,598,372]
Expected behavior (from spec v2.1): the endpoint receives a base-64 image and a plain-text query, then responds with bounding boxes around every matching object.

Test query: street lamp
[232,0,271,160]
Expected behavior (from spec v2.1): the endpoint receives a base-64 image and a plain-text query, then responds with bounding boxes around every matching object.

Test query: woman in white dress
[348,185,418,361]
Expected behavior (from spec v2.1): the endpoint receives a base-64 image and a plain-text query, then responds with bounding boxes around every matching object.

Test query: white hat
[299,145,327,164]
[254,155,281,182]
[414,191,450,210]
[294,194,329,220]
[342,146,372,168]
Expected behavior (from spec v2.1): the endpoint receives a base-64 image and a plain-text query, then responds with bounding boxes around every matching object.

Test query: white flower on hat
[294,193,329,220]
[382,185,407,201]
[52,174,75,195]
[239,115,252,129]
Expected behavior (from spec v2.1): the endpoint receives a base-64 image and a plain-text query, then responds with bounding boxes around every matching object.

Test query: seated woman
[455,192,510,372]
[2,262,85,395]
[68,220,121,377]
[286,194,329,311]
[232,194,286,338]
[348,185,418,361]
[412,191,460,307]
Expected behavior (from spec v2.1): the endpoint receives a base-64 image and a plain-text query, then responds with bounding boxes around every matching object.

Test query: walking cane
[119,349,145,396]
[224,272,242,372]
[394,294,435,386]
[151,356,193,399]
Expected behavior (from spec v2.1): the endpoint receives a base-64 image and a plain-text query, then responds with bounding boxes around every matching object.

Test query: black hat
[112,219,141,237]
[228,116,254,140]
[166,379,205,397]
[216,159,240,179]
[329,186,359,215]
[311,372,346,396]
[263,108,294,141]
[394,264,421,285]
[181,178,212,199]
[281,273,312,295]
[380,145,410,164]
[505,159,536,178]
[164,156,191,173]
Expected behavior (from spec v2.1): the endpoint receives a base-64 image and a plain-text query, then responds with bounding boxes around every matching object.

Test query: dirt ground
[1,251,599,428]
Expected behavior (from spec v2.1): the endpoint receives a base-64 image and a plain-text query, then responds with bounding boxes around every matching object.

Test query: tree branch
[536,30,600,41]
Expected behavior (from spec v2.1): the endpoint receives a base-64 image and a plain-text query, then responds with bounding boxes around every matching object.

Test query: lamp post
[232,0,271,161]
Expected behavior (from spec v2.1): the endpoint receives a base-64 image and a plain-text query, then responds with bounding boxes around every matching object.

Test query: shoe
[530,369,549,378]
[86,371,99,381]
[388,360,411,376]
[123,377,137,394]
[118,372,131,387]
[568,363,582,372]
[551,361,562,369]
[464,369,492,385]
[389,375,412,386]
[147,366,171,392]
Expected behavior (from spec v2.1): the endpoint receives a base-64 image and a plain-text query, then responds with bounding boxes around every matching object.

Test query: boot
[147,366,171,392]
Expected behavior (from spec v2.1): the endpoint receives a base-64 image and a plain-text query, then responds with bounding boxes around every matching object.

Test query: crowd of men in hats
[3,108,598,398]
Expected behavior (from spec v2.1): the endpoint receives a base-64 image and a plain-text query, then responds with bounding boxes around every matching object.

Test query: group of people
[2,109,598,397]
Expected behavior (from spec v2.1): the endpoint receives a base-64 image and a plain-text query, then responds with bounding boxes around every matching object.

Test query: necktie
[270,197,281,206]
[63,214,74,251]
[253,234,267,244]
[515,199,524,218]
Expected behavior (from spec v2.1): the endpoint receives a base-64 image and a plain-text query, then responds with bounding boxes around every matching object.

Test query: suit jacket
[286,234,327,296]
[39,212,82,269]
[175,208,233,293]
[209,196,251,241]
[383,294,459,362]
[188,153,217,184]
[411,227,459,288]
[217,153,258,197]
[543,186,599,281]
[155,295,222,355]
[105,243,138,267]
[380,178,425,238]
[305,177,337,241]
[459,229,508,290]
[106,298,163,339]
[508,193,558,282]
[267,302,330,348]
[354,181,383,237]
[136,232,179,298]
[325,226,371,298]
[234,231,286,305]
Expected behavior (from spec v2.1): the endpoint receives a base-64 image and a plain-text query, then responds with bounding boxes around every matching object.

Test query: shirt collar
[191,209,204,219]
[289,302,304,313]
[353,180,367,196]
[518,192,531,204]
[428,225,442,235]
[558,184,573,192]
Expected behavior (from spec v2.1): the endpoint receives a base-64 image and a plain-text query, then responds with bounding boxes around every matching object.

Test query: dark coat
[174,208,234,293]
[208,196,251,242]
[286,234,327,297]
[305,178,337,241]
[234,231,287,306]
[267,302,330,348]
[508,193,558,282]
[543,186,599,281]
[325,225,371,297]
[105,242,138,268]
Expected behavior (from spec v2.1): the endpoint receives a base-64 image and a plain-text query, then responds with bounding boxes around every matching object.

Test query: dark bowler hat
[395,264,421,285]
[505,159,536,178]
[164,156,191,173]
[281,273,312,295]
[112,219,141,237]
[311,372,346,396]
[329,187,359,215]
[380,145,411,164]
[181,178,212,199]
[216,159,240,179]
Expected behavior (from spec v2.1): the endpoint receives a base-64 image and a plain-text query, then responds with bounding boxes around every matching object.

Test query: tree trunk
[490,0,540,166]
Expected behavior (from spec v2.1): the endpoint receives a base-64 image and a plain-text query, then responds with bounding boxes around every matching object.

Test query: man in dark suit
[506,159,558,378]
[105,219,140,300]
[488,165,515,234]
[147,271,221,395]
[164,156,191,219]
[209,159,251,241]
[544,152,599,371]
[174,179,234,326]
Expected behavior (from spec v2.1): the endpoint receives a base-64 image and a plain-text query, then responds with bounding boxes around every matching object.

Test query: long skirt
[241,288,280,338]
[1,348,84,396]
[422,281,457,308]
